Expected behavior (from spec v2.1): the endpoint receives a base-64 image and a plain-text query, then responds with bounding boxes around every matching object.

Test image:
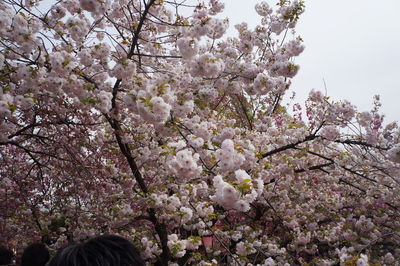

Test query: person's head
[0,245,13,265]
[21,243,50,266]
[48,235,145,266]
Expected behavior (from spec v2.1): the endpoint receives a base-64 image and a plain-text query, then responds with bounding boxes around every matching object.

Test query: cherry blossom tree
[1,0,399,265]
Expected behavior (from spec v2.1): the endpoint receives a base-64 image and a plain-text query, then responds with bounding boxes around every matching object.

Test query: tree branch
[260,134,317,160]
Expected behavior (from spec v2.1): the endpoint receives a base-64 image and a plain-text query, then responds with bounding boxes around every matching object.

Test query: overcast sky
[223,0,400,123]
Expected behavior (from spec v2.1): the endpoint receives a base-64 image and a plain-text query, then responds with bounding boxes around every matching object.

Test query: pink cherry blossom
[0,0,399,265]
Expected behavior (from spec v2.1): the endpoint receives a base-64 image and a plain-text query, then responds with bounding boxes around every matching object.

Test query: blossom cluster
[211,169,263,212]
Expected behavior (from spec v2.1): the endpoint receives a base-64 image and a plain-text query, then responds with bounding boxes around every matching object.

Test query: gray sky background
[223,0,400,124]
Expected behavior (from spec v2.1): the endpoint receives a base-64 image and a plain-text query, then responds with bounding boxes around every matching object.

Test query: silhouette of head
[0,245,13,265]
[48,235,145,266]
[21,243,50,266]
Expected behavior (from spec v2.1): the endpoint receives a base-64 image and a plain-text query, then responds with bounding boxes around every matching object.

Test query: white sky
[223,0,400,124]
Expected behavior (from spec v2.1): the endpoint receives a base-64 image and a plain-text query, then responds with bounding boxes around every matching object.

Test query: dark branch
[260,134,317,159]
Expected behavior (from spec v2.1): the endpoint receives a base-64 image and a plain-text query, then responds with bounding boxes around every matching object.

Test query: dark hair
[21,243,50,266]
[48,235,145,266]
[0,245,13,265]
